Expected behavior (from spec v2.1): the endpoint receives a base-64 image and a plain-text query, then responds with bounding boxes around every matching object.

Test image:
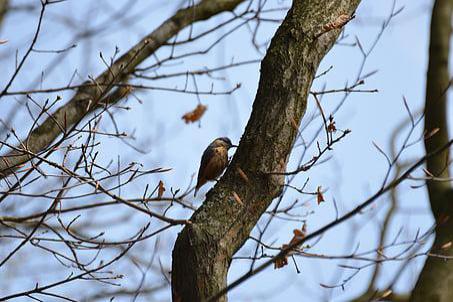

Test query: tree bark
[171,1,361,301]
[411,0,453,301]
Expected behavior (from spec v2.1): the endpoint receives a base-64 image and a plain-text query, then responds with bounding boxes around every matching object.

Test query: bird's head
[211,137,237,149]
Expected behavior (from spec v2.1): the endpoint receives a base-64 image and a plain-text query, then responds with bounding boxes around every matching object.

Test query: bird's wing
[203,147,228,179]
[196,147,215,188]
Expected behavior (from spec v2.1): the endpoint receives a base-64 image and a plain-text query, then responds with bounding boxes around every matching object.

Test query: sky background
[1,0,452,301]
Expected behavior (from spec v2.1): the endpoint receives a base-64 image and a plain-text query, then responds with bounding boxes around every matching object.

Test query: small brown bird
[194,137,236,197]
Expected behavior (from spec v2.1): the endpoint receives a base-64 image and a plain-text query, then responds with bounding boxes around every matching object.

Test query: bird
[194,137,237,197]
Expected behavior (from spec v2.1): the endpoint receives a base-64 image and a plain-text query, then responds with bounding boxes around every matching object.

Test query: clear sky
[1,0,451,301]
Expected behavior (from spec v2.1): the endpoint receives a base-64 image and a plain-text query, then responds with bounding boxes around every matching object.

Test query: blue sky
[1,0,451,301]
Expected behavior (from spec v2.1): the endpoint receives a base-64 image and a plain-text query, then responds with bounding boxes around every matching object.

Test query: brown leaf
[0,39,7,44]
[288,226,306,246]
[236,166,249,183]
[317,186,325,205]
[289,117,299,131]
[181,104,207,124]
[381,290,393,299]
[232,191,243,206]
[327,115,336,132]
[323,14,354,32]
[441,241,452,250]
[274,223,307,269]
[157,180,165,199]
[424,127,440,140]
[274,251,289,269]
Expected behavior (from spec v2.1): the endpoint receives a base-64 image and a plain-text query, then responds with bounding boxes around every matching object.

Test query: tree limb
[0,0,246,179]
[423,0,452,197]
[171,1,361,301]
[411,0,453,300]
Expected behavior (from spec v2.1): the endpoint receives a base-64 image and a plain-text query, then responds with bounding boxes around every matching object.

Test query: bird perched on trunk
[194,137,237,197]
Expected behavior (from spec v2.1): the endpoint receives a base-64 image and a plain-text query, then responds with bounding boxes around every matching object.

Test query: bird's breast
[204,147,228,180]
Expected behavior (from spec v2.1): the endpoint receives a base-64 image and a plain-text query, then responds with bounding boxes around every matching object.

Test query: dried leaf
[441,241,452,250]
[424,127,440,140]
[274,223,307,269]
[381,290,393,299]
[236,166,249,183]
[181,104,207,124]
[288,225,307,246]
[289,117,299,131]
[317,186,325,205]
[157,180,165,199]
[232,191,243,206]
[327,115,336,132]
[327,122,336,132]
[0,39,7,44]
[274,252,289,269]
[323,14,354,32]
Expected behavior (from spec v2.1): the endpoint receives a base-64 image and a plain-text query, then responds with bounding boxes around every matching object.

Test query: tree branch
[411,0,453,300]
[0,0,246,179]
[207,138,453,302]
[171,1,361,301]
[423,0,452,197]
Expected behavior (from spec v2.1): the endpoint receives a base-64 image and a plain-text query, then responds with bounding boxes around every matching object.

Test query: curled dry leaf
[232,191,243,206]
[274,223,307,269]
[441,241,452,250]
[182,104,207,124]
[157,180,165,199]
[317,186,325,205]
[289,117,299,131]
[236,166,249,183]
[323,14,354,32]
[274,253,289,269]
[327,115,336,132]
[381,290,393,299]
[288,226,306,246]
[424,127,440,140]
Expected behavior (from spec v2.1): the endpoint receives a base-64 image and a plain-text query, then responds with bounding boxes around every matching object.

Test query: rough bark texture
[171,1,361,301]
[0,0,245,178]
[411,0,453,301]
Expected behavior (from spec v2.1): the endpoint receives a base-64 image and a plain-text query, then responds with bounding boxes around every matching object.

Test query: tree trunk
[411,0,453,300]
[171,1,361,301]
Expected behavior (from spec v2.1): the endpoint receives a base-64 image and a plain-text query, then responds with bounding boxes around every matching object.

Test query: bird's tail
[194,178,206,197]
